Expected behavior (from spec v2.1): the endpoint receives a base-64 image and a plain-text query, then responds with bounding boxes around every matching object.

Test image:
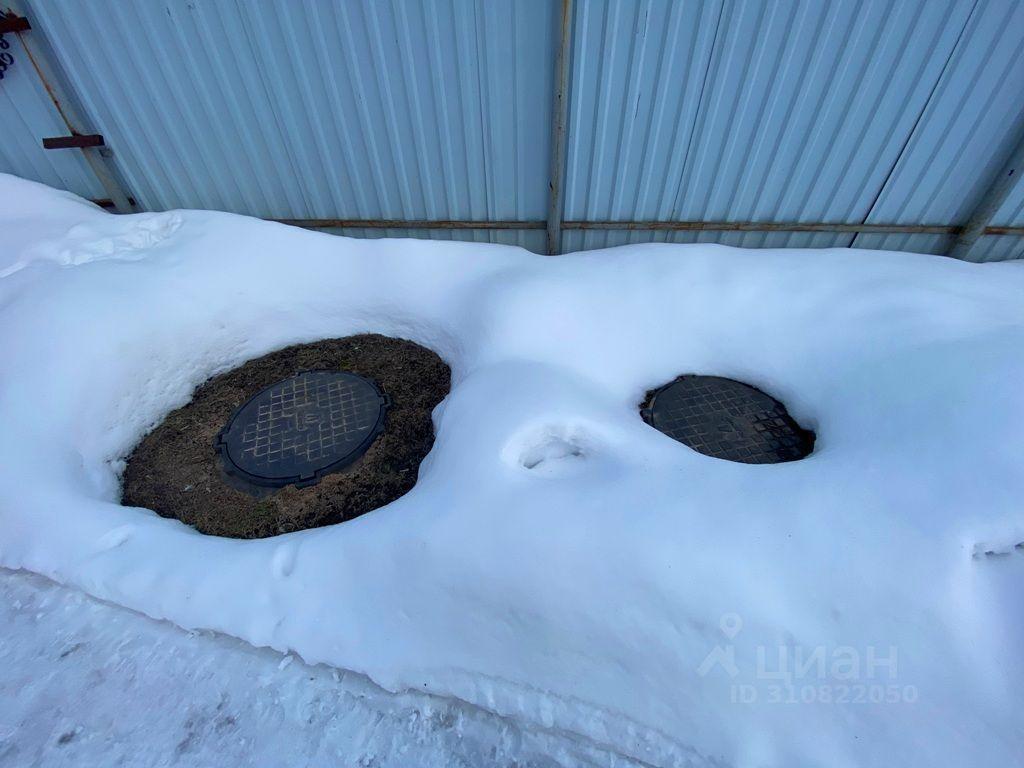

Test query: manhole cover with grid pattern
[642,375,814,464]
[216,370,389,491]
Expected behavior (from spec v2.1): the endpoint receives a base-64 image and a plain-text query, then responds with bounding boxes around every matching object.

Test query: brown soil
[121,335,450,538]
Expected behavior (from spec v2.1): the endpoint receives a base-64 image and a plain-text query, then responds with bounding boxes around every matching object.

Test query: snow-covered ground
[0,568,641,767]
[1,173,1023,767]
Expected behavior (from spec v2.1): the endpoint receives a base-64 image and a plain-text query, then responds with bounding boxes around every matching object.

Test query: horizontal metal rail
[271,218,545,230]
[86,203,1024,237]
[564,221,956,233]
[271,218,1024,236]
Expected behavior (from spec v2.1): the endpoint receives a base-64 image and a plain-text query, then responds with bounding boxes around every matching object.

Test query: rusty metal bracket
[0,13,30,33]
[42,134,105,150]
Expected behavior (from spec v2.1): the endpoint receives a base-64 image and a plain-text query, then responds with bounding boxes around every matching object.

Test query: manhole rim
[641,373,815,464]
[215,368,391,490]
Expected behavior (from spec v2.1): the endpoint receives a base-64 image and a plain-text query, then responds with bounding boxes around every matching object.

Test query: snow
[0,568,641,767]
[1,173,1022,767]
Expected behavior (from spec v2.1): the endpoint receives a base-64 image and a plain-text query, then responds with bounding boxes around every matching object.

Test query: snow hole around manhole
[121,334,450,539]
[641,374,815,464]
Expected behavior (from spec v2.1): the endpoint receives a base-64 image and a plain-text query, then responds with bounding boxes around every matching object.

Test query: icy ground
[1,174,1023,767]
[0,568,642,768]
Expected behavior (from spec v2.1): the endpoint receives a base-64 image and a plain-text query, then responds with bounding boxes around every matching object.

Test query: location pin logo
[720,613,742,639]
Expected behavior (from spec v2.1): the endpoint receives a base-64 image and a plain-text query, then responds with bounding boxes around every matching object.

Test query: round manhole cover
[642,375,814,464]
[216,370,389,491]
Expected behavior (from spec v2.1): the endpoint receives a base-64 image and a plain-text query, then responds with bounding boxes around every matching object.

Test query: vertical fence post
[948,120,1024,261]
[546,0,573,255]
[6,3,134,213]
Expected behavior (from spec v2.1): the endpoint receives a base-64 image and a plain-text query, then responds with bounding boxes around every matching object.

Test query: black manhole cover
[642,375,814,464]
[216,370,389,491]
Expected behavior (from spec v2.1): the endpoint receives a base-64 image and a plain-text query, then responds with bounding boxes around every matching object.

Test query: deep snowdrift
[1,174,1022,767]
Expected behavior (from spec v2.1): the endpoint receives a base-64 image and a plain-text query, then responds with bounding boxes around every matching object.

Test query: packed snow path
[1,174,1023,767]
[0,568,647,768]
